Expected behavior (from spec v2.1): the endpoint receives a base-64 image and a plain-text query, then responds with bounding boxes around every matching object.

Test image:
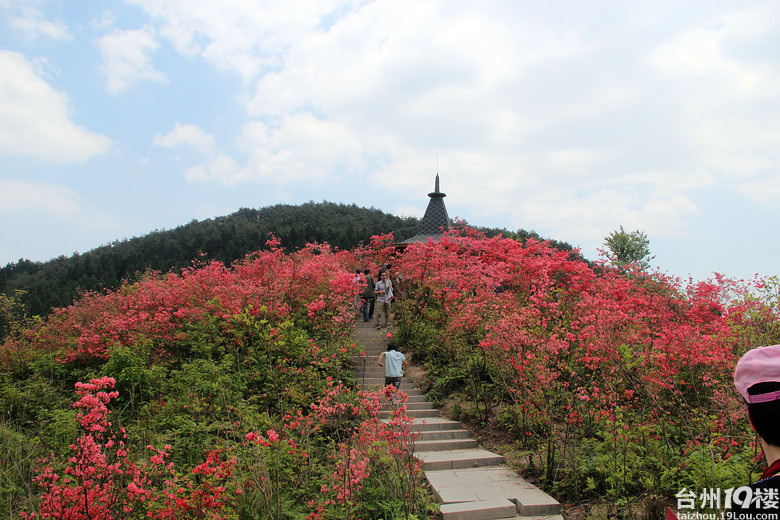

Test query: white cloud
[0,50,111,162]
[2,1,72,41]
[648,3,780,208]
[0,178,81,214]
[154,122,216,150]
[651,27,759,90]
[185,154,248,185]
[129,0,779,264]
[245,0,593,130]
[240,114,368,182]
[7,7,72,41]
[97,26,167,94]
[90,10,115,31]
[740,173,780,204]
[128,0,360,79]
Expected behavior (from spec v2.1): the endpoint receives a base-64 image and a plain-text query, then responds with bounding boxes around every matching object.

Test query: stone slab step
[357,378,420,387]
[384,417,462,432]
[417,429,472,441]
[353,367,394,374]
[425,467,561,516]
[351,320,561,520]
[359,377,396,384]
[440,498,517,520]
[414,438,479,452]
[359,385,424,396]
[383,401,434,411]
[416,449,506,470]
[380,408,439,419]
[398,394,429,403]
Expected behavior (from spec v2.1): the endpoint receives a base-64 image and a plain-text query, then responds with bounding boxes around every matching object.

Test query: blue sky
[1,0,778,283]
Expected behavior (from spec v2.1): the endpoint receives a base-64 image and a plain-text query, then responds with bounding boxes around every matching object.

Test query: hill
[0,201,579,322]
[0,202,420,317]
[2,227,775,518]
[1,241,435,519]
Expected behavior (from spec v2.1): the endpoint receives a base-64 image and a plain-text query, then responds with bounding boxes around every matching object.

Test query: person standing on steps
[374,270,393,329]
[352,269,363,315]
[377,343,407,391]
[361,269,375,322]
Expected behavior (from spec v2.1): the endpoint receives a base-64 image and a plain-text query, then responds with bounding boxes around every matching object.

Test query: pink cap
[734,345,780,404]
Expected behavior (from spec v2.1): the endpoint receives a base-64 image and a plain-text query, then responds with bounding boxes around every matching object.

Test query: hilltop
[0,202,418,317]
[0,201,574,319]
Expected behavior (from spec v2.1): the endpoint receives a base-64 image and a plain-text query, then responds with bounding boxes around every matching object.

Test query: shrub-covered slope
[390,229,780,517]
[1,239,432,519]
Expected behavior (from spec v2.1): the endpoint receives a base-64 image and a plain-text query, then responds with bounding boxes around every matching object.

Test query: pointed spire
[429,173,446,198]
[402,174,451,243]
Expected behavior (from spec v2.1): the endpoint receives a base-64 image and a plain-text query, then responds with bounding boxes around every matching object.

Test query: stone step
[414,438,479,452]
[355,370,397,376]
[440,498,517,520]
[383,401,434,411]
[398,394,429,403]
[360,382,425,393]
[417,429,472,441]
[415,449,506,471]
[365,380,420,388]
[425,467,561,516]
[385,417,463,432]
[356,374,410,380]
[380,408,440,419]
[359,377,396,383]
[351,320,561,520]
[359,385,424,396]
[355,374,413,381]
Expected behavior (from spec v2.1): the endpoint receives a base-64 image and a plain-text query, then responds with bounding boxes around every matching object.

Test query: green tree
[603,226,655,270]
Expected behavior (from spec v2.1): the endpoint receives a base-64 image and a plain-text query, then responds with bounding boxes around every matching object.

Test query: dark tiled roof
[402,175,451,244]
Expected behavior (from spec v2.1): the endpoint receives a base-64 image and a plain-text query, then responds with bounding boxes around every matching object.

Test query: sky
[1,0,778,284]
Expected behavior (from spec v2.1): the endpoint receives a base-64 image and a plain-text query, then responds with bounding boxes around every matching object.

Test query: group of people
[353,266,396,329]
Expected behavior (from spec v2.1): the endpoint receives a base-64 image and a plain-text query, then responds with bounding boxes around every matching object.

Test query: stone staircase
[352,323,563,520]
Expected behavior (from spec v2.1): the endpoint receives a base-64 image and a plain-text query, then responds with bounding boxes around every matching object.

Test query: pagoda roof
[401,174,451,244]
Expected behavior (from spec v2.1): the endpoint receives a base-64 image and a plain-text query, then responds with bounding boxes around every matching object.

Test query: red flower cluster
[23,378,237,520]
[391,227,780,498]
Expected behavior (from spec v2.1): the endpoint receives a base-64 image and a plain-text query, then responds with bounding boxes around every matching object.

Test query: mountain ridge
[0,200,575,319]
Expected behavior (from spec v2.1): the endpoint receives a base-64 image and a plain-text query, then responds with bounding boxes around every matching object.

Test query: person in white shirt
[374,271,393,329]
[377,343,407,390]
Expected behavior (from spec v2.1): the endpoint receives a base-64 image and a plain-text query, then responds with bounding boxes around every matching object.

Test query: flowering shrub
[22,377,237,520]
[392,228,780,514]
[1,237,432,519]
[236,381,426,519]
[3,239,357,368]
[7,226,772,517]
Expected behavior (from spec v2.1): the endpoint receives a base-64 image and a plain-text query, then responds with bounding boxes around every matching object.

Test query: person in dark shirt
[361,269,375,322]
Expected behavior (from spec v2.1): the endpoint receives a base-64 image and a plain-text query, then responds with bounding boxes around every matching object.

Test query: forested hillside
[0,201,577,323]
[0,202,419,317]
